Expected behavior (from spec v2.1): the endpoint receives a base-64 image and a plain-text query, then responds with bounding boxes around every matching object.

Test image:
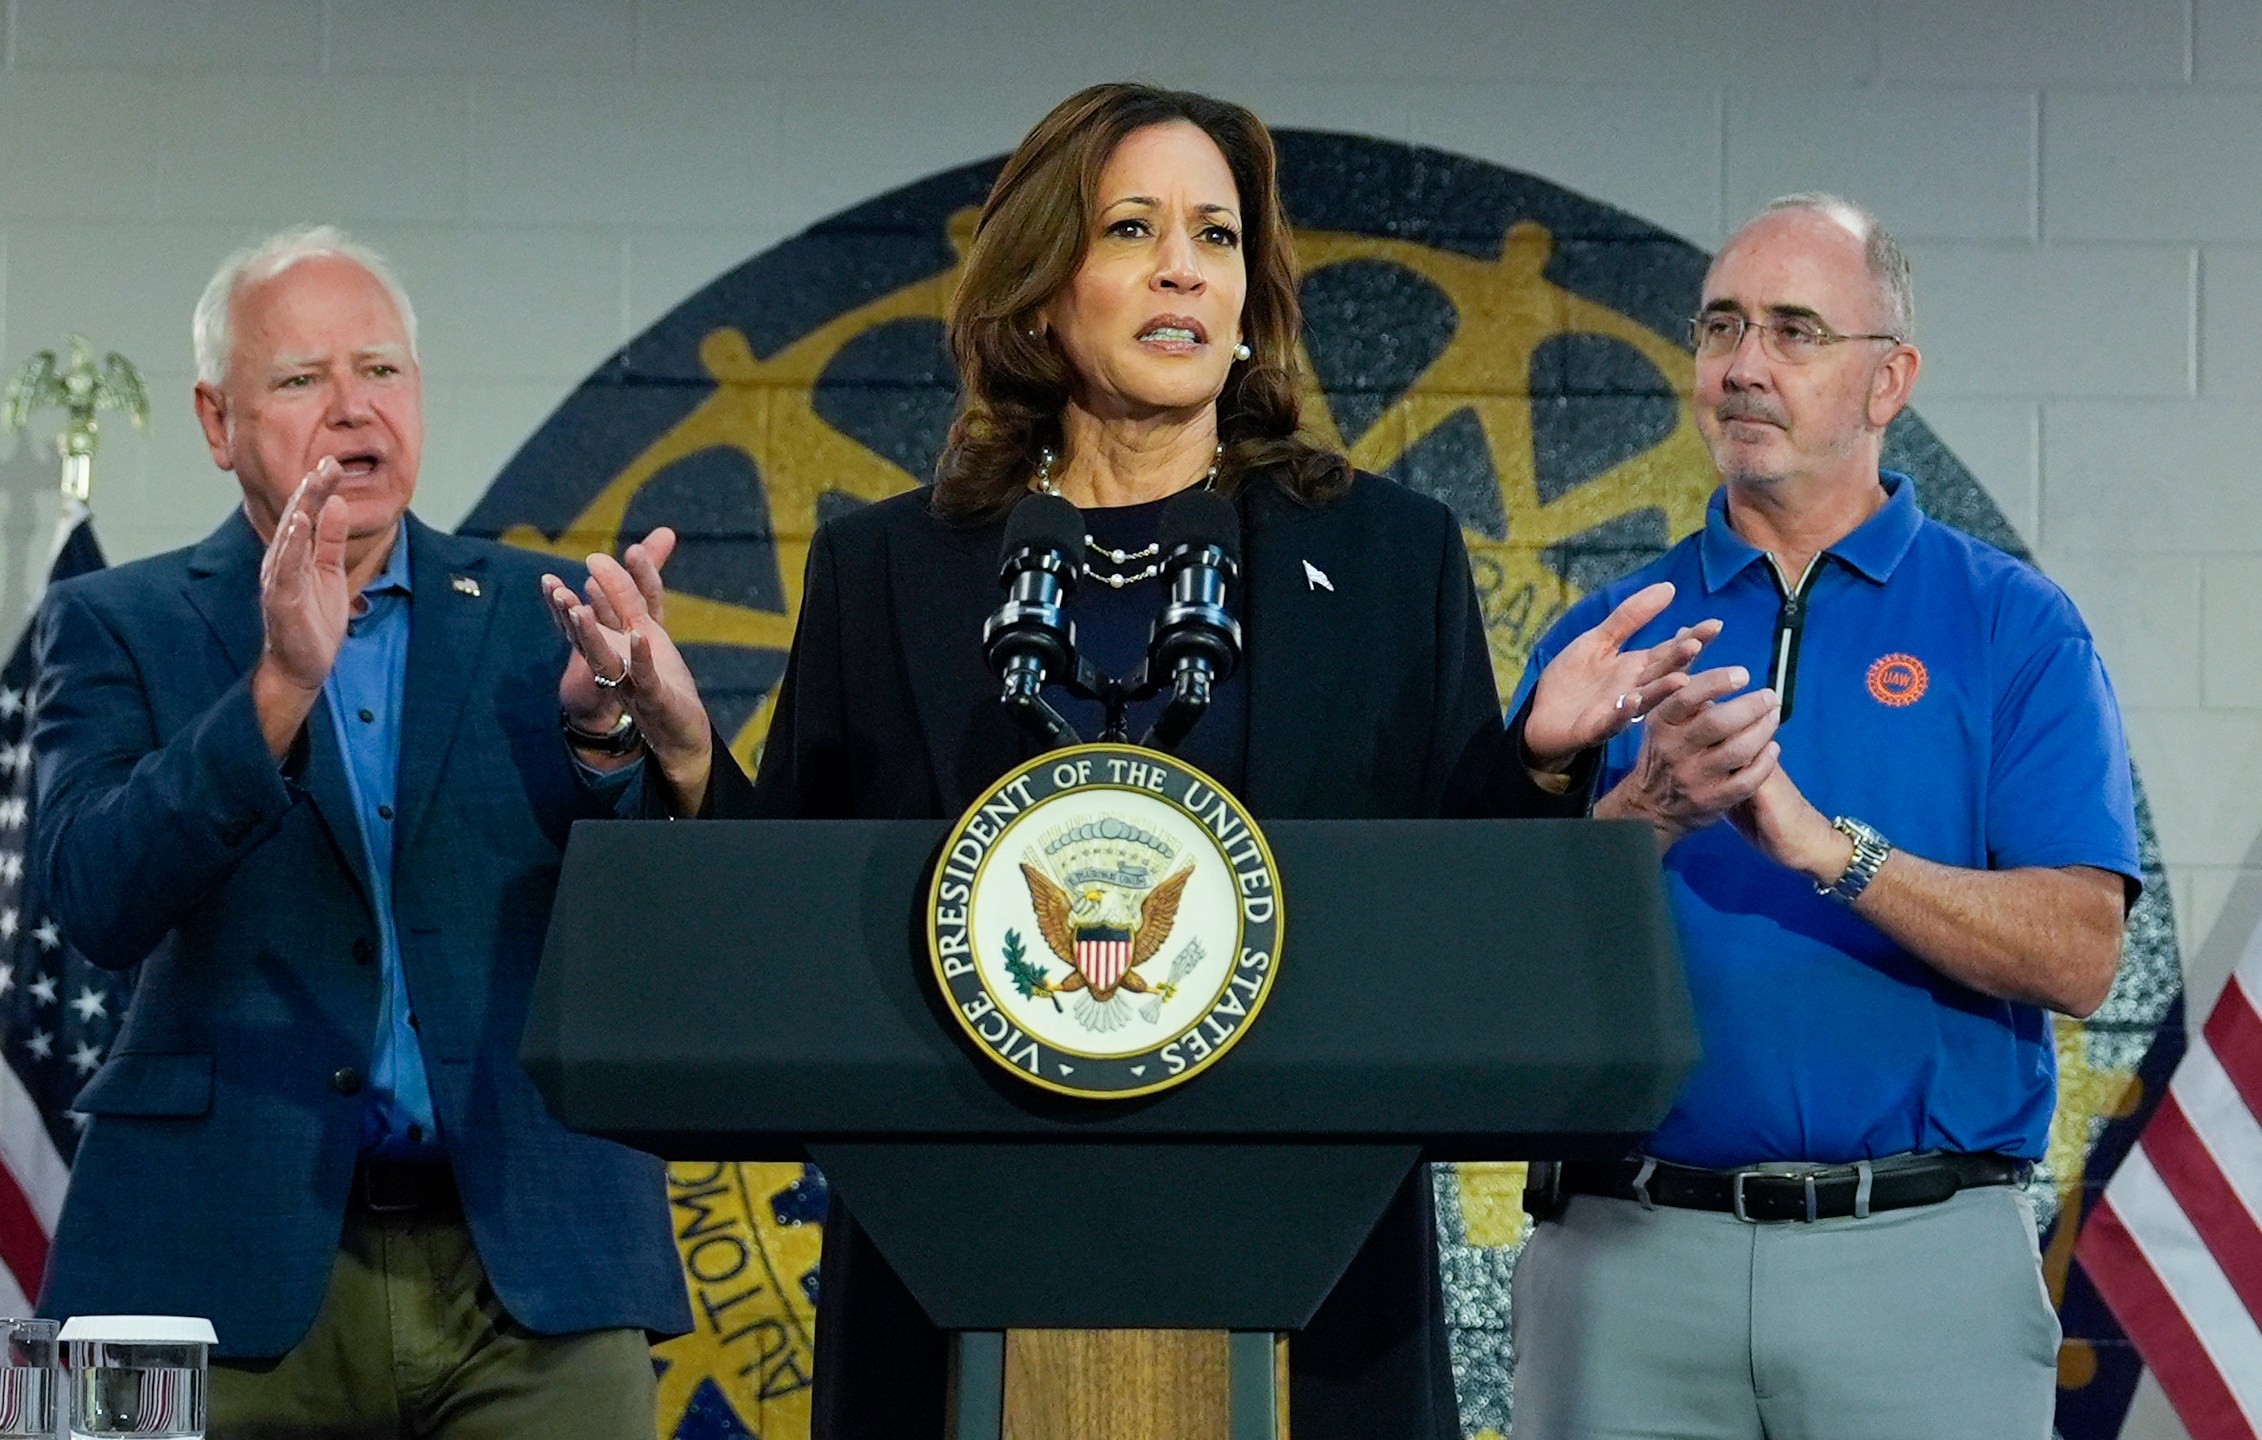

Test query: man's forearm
[38,673,299,968]
[1850,854,2126,1018]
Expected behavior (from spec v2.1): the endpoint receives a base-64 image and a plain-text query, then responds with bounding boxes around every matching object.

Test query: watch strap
[561,707,643,757]
[1819,816,1891,904]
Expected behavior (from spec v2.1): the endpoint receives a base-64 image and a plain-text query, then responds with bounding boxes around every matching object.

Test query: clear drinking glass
[58,1318,213,1440]
[0,1317,60,1439]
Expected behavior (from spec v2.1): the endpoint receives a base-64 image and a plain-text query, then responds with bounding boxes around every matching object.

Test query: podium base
[950,1329,1285,1439]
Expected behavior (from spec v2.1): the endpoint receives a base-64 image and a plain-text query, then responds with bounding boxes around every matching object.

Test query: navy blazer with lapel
[738,469,1574,824]
[28,509,689,1358]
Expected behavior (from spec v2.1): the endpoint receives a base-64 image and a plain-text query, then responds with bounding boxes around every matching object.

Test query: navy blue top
[1515,474,2140,1166]
[1049,496,1249,789]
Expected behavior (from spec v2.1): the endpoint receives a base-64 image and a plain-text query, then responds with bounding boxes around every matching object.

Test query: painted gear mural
[463,133,2185,1440]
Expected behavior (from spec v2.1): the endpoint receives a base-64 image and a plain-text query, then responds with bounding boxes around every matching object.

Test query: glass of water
[0,1317,59,1439]
[58,1318,214,1440]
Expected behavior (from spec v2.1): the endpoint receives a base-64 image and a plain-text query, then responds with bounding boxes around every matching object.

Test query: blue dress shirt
[321,526,440,1160]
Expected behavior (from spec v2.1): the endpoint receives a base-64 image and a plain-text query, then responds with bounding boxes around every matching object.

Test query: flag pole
[0,336,135,1309]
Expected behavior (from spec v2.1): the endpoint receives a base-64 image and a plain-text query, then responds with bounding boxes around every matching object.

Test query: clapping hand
[1599,665,1783,848]
[542,529,714,810]
[1520,582,1721,770]
[251,457,351,757]
[1727,759,1848,884]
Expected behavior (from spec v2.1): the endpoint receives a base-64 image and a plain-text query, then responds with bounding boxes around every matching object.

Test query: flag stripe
[1078,938,1130,990]
[0,1157,47,1307]
[2089,1149,2262,1434]
[0,1058,64,1304]
[2202,974,2262,1124]
[2142,1086,2262,1326]
[0,1055,66,1227]
[2081,1194,2259,1440]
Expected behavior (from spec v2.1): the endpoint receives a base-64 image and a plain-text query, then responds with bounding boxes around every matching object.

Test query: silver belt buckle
[1730,1170,1821,1222]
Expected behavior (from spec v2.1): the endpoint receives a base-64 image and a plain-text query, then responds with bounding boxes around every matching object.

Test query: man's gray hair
[191,224,420,386]
[1761,192,1914,341]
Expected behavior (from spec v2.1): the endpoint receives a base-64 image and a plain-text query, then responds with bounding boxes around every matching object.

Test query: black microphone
[983,493,1085,745]
[1142,489,1242,749]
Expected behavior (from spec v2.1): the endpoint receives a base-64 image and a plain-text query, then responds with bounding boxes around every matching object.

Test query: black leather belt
[1548,1151,2029,1223]
[350,1157,458,1215]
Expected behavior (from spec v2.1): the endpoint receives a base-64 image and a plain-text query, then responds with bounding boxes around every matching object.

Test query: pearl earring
[1233,341,1252,362]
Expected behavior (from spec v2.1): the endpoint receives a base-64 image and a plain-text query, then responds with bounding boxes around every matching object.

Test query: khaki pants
[211,1204,658,1440]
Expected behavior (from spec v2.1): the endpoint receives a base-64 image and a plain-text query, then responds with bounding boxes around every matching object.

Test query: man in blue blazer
[29,225,688,1437]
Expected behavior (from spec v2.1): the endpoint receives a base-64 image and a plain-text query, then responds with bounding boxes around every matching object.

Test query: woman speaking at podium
[549,82,1703,1440]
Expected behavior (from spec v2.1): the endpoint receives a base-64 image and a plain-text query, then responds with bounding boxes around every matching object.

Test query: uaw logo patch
[463,132,2184,1440]
[931,745,1280,1099]
[1866,652,1929,707]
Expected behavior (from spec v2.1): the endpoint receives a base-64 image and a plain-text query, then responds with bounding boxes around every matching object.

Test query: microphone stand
[1000,666,1083,752]
[1073,656,1146,746]
[989,495,1236,754]
[1004,678,1081,750]
[1141,667,1211,751]
[1005,654,1178,751]
[1083,658,1211,751]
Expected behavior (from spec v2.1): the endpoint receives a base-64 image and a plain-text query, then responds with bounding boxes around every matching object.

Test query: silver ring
[591,663,631,691]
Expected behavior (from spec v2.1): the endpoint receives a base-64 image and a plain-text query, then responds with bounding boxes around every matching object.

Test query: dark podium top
[525,817,1693,1162]
[524,816,1694,1329]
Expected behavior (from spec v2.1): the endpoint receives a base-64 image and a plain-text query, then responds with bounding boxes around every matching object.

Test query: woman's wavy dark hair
[933,83,1350,519]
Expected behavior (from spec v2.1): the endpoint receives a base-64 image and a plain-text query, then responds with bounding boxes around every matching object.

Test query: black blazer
[729,468,1580,824]
[713,469,1589,1440]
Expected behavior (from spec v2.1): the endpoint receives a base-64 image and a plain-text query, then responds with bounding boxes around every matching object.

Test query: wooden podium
[524,818,1695,1438]
[978,1331,1268,1439]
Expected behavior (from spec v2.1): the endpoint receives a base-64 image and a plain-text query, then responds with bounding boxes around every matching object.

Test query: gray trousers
[1511,1185,2059,1440]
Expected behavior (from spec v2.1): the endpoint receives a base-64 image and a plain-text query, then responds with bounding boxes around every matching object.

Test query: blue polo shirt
[1514,474,2139,1166]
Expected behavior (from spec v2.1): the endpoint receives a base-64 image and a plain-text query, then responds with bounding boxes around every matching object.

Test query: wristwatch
[1818,816,1891,904]
[561,707,643,757]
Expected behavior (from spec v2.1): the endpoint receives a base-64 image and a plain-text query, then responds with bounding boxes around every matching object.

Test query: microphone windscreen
[1000,492,1087,567]
[1158,487,1241,566]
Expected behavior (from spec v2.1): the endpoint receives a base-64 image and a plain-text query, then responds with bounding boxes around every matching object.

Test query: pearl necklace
[1033,444,1223,588]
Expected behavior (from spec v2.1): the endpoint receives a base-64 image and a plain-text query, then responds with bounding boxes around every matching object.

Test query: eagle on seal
[1020,862,1192,1028]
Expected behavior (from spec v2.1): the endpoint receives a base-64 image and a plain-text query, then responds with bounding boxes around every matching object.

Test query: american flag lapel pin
[449,573,482,598]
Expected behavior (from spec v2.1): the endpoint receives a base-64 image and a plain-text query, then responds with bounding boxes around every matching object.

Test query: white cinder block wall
[0,3,2253,1434]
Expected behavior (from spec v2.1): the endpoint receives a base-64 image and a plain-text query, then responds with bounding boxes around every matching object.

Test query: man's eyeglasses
[1687,311,1904,365]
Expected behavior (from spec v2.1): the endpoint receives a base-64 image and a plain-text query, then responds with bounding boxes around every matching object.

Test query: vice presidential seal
[928,745,1282,1099]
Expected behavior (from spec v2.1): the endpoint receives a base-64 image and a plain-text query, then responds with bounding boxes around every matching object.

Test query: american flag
[2076,914,2262,1439]
[0,503,109,1315]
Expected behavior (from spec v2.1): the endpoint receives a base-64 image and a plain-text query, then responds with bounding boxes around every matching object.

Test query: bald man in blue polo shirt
[1508,194,2139,1440]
